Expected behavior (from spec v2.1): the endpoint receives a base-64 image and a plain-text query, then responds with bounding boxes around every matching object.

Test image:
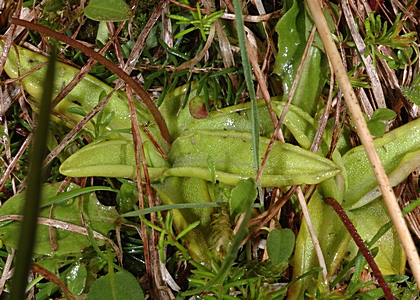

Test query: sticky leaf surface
[0,182,119,256]
[84,0,133,21]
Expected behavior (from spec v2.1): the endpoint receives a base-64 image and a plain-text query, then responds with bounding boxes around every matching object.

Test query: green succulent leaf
[0,41,168,151]
[59,139,169,179]
[273,0,329,117]
[84,0,133,22]
[0,182,119,256]
[289,191,351,299]
[166,130,341,187]
[343,117,420,209]
[345,198,405,275]
[152,177,214,264]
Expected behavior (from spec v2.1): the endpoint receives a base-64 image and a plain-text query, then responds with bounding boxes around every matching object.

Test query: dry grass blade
[175,25,216,71]
[0,133,33,191]
[0,249,14,296]
[341,0,386,112]
[296,187,328,284]
[125,85,162,298]
[201,0,239,89]
[42,89,116,167]
[123,0,168,74]
[252,17,328,283]
[306,0,420,287]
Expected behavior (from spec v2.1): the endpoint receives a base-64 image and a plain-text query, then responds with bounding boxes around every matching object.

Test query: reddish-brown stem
[241,187,297,248]
[126,85,156,298]
[32,264,76,300]
[10,18,172,144]
[49,20,125,109]
[168,0,212,14]
[324,197,394,300]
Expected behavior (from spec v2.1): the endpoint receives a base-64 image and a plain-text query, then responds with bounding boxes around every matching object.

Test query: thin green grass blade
[40,186,118,208]
[121,202,228,217]
[10,44,57,300]
[231,0,260,173]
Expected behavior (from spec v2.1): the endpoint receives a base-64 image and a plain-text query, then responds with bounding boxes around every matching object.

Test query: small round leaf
[267,228,295,265]
[88,270,145,300]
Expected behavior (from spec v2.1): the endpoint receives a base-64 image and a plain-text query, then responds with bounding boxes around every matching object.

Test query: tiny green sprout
[92,91,116,139]
[43,0,67,12]
[347,69,371,89]
[363,12,417,69]
[364,13,417,50]
[207,155,216,185]
[168,3,224,41]
[363,108,396,137]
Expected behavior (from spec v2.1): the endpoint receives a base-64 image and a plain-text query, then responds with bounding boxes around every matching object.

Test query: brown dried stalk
[306,0,420,287]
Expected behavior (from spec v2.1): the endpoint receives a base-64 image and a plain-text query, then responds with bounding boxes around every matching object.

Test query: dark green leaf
[370,108,396,122]
[65,262,87,296]
[367,121,386,137]
[87,270,145,300]
[267,228,295,265]
[364,108,396,137]
[273,0,329,117]
[229,178,257,216]
[101,111,116,129]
